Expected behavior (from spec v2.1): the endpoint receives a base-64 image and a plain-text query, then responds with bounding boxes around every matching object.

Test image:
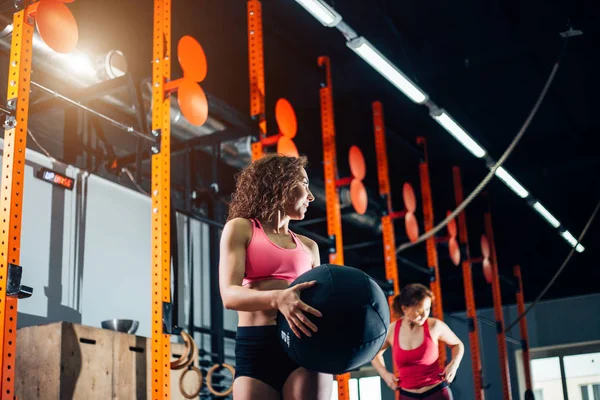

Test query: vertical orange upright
[372,102,400,312]
[151,0,172,398]
[247,0,266,161]
[0,7,34,398]
[318,55,349,400]
[514,265,532,396]
[416,137,446,366]
[452,167,485,400]
[483,212,512,400]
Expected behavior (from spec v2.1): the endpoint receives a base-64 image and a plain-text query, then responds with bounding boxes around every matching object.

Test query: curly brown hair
[392,283,434,318]
[227,154,309,222]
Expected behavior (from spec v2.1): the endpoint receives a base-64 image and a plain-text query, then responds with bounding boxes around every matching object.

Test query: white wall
[1,138,235,359]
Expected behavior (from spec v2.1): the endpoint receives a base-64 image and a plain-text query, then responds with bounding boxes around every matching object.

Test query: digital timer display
[36,168,75,190]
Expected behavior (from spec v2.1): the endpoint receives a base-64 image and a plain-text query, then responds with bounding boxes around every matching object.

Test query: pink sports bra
[243,219,312,286]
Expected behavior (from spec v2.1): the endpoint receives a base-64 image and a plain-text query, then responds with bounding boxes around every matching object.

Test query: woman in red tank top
[371,284,464,399]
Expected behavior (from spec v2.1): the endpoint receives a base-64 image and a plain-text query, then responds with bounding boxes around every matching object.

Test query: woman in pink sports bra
[219,154,333,400]
[371,284,464,399]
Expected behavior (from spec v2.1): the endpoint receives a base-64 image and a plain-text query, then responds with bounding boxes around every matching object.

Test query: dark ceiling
[3,0,599,314]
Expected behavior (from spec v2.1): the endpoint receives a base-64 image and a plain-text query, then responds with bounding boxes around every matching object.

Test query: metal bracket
[151,129,162,154]
[328,234,336,254]
[7,264,33,299]
[162,301,182,335]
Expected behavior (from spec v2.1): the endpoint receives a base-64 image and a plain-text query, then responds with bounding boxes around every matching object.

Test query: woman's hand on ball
[276,281,322,338]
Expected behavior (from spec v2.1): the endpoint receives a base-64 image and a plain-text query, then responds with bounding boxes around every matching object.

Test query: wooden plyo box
[15,322,199,400]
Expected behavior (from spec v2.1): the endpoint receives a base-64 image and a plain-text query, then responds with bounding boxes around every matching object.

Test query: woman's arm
[432,319,464,382]
[371,322,398,390]
[219,218,281,311]
[219,219,322,337]
[297,235,321,268]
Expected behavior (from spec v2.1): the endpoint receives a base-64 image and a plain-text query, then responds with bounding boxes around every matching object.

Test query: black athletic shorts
[234,325,301,393]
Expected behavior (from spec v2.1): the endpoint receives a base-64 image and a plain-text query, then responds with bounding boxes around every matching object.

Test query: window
[533,388,544,400]
[330,376,383,400]
[580,384,600,400]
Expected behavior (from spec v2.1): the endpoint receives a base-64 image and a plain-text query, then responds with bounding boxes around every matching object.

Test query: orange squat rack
[483,211,512,400]
[452,167,485,400]
[0,7,35,398]
[247,0,266,161]
[318,55,350,400]
[416,137,446,367]
[372,102,400,313]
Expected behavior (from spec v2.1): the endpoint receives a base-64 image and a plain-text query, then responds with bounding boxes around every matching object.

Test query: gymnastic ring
[206,363,235,397]
[179,365,203,399]
[180,331,197,370]
[170,330,192,370]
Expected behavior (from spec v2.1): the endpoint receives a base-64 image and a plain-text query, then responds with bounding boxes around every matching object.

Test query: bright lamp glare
[347,37,428,104]
[432,112,486,158]
[494,167,529,198]
[533,202,560,228]
[294,0,342,27]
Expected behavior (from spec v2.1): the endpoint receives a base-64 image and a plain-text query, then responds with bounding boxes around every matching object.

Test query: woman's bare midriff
[401,381,443,394]
[237,279,291,326]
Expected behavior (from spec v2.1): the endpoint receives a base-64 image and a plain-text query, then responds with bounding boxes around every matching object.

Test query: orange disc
[447,211,457,239]
[178,35,207,82]
[482,258,493,284]
[480,235,490,259]
[36,0,79,54]
[349,146,366,181]
[405,212,419,243]
[403,183,417,213]
[448,237,461,266]
[178,79,208,126]
[275,98,297,139]
[350,179,368,215]
[277,137,299,158]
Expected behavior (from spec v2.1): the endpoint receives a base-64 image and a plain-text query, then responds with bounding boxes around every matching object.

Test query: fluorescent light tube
[431,111,486,158]
[533,202,560,228]
[294,0,342,27]
[560,230,585,253]
[347,36,428,104]
[494,167,529,198]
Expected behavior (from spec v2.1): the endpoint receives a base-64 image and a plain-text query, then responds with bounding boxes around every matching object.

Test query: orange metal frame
[452,167,485,400]
[416,137,446,367]
[247,0,266,161]
[0,7,35,398]
[318,55,349,400]
[151,0,172,398]
[514,265,532,394]
[372,102,400,312]
[483,211,512,400]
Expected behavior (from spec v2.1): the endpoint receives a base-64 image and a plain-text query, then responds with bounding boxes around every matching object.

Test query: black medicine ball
[277,264,390,375]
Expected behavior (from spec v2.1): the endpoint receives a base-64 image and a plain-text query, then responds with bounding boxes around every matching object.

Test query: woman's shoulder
[223,218,254,238]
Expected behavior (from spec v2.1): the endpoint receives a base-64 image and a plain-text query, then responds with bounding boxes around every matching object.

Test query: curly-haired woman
[371,283,464,399]
[219,154,333,400]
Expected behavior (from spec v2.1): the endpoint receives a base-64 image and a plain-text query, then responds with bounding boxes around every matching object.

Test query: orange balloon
[36,0,78,54]
[446,211,457,239]
[178,79,208,126]
[405,212,419,243]
[482,258,493,284]
[277,137,299,158]
[480,235,490,259]
[275,98,297,138]
[403,183,417,213]
[178,35,207,82]
[350,179,368,215]
[449,237,461,266]
[348,146,366,181]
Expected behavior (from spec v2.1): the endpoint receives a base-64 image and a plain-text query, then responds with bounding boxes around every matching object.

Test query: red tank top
[243,219,312,286]
[392,319,443,390]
